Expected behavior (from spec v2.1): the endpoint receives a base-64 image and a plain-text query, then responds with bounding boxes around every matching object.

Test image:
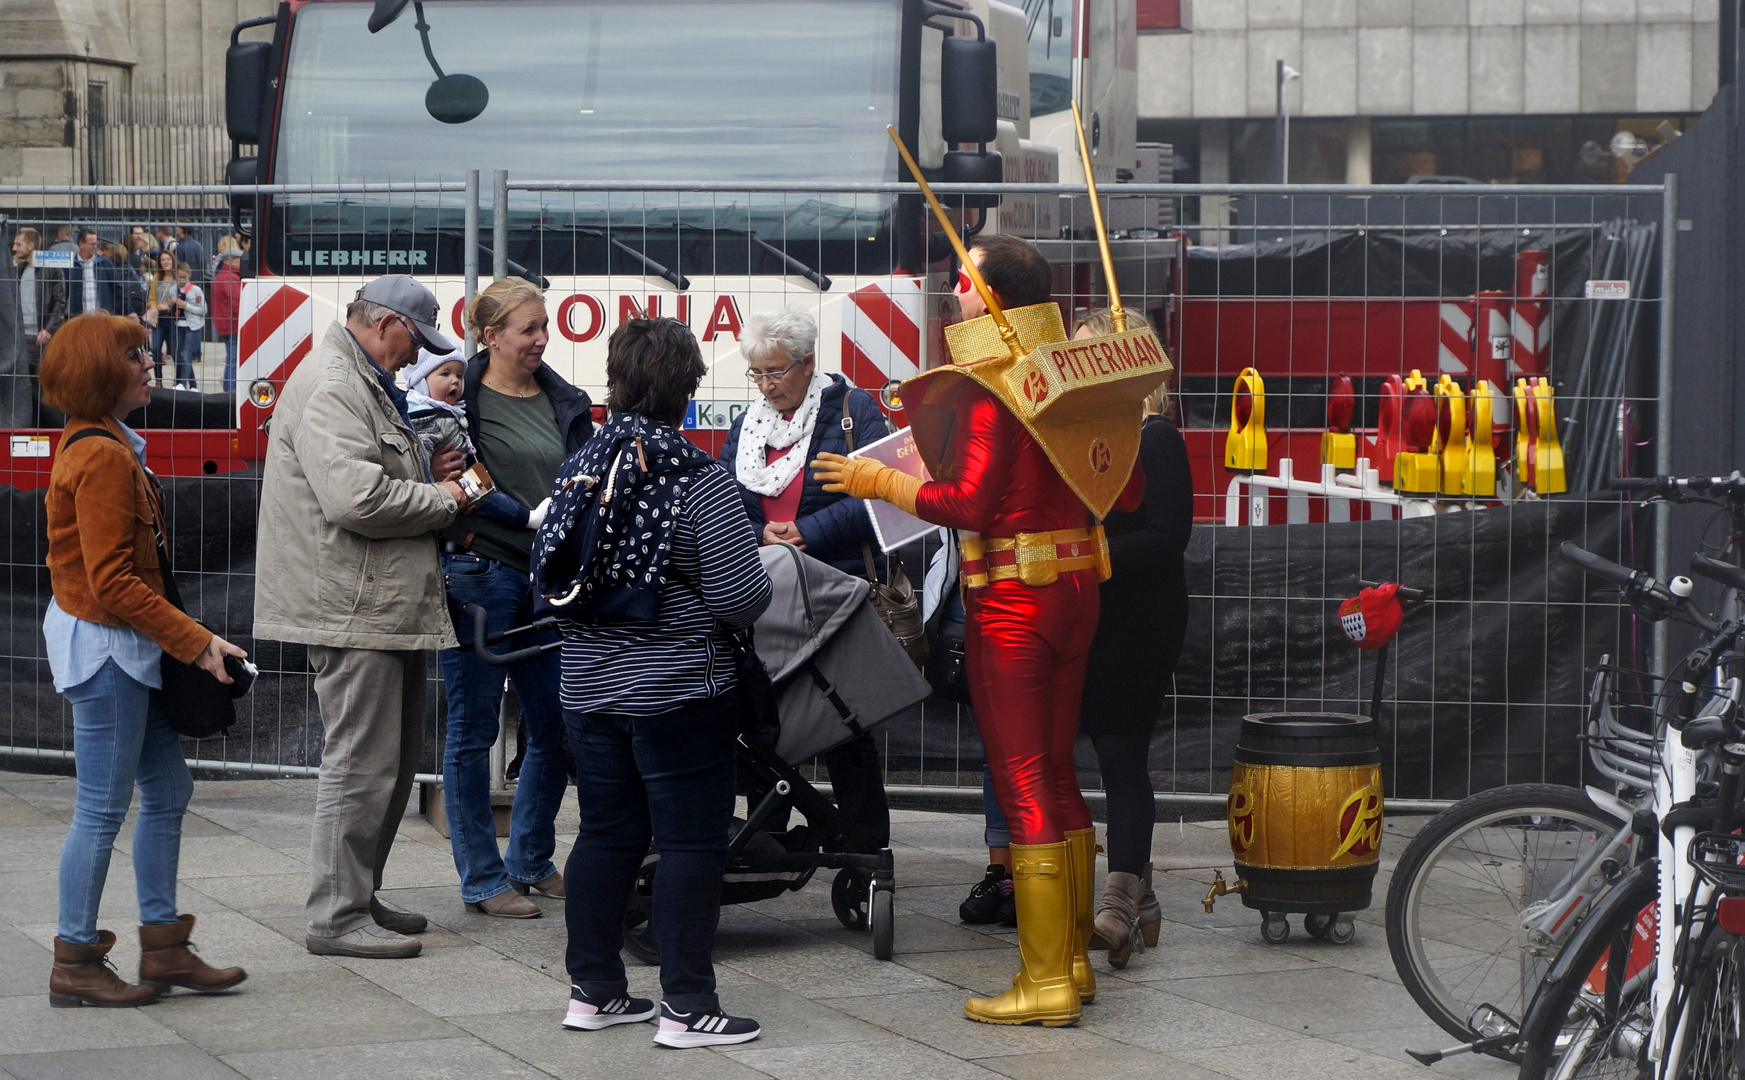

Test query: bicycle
[1514,542,1741,1080]
[1388,663,1652,1065]
[1388,473,1745,1067]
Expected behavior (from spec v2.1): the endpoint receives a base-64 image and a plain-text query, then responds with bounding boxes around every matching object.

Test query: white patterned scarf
[734,371,831,497]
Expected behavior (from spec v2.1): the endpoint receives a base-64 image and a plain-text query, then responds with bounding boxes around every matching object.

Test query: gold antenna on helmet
[1070,101,1126,332]
[886,125,1025,363]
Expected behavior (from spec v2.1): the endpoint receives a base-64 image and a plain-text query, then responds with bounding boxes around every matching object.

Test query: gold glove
[811,452,922,516]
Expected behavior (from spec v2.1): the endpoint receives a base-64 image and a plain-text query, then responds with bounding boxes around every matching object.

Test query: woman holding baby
[413,279,594,918]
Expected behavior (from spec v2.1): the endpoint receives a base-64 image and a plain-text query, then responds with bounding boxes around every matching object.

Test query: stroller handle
[460,602,562,667]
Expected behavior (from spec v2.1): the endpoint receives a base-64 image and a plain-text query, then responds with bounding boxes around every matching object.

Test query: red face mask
[1339,582,1404,651]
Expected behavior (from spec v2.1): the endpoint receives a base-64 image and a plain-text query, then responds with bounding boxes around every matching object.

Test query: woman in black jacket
[434,279,593,920]
[1075,309,1194,967]
[718,309,893,852]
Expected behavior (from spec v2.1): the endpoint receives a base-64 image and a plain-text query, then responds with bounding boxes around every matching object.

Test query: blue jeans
[982,763,1011,848]
[149,321,177,383]
[57,659,192,943]
[564,692,738,1014]
[173,326,200,387]
[221,334,237,394]
[437,553,568,903]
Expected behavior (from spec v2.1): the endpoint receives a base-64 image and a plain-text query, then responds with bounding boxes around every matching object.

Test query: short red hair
[38,313,146,420]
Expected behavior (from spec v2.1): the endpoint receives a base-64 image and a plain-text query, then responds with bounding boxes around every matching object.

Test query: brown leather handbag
[842,393,928,668]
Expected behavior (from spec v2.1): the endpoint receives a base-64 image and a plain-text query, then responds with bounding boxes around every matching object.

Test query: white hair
[740,308,817,367]
[346,299,398,327]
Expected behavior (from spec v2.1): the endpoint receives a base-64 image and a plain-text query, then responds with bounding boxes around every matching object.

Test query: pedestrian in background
[1072,308,1192,968]
[66,230,139,320]
[554,318,769,1047]
[210,252,242,395]
[718,308,892,854]
[39,312,249,1007]
[175,227,205,290]
[4,227,67,426]
[144,249,178,386]
[253,275,468,960]
[434,278,592,920]
[168,262,206,390]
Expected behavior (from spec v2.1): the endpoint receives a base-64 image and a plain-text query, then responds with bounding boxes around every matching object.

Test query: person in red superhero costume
[814,235,1143,1027]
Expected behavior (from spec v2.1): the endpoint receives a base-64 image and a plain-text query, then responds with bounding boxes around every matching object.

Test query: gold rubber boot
[964,842,1081,1027]
[1064,828,1098,1003]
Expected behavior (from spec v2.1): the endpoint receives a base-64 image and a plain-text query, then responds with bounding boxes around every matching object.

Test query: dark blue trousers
[564,691,737,1013]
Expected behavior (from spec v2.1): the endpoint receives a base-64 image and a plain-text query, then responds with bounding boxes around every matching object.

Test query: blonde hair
[1074,307,1169,416]
[464,278,546,343]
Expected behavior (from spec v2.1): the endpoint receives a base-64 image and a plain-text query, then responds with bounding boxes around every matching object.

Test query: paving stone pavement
[0,770,1513,1080]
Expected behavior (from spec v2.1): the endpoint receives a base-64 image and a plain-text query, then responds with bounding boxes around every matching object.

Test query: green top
[467,385,565,573]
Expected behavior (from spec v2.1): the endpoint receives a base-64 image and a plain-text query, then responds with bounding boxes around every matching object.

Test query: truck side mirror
[943,150,1002,209]
[225,40,272,144]
[941,36,997,145]
[226,156,258,215]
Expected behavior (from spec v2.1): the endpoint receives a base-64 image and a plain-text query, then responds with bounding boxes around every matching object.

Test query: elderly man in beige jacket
[255,275,469,959]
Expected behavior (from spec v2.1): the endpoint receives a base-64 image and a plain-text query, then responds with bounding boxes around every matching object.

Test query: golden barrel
[1226,713,1383,915]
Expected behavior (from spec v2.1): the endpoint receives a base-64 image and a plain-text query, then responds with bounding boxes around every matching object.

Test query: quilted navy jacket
[718,374,890,578]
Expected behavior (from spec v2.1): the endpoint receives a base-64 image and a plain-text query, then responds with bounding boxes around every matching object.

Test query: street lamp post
[1275,60,1301,184]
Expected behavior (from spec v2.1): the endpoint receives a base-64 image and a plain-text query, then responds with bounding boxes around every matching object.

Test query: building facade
[1137,0,1720,187]
[0,0,274,187]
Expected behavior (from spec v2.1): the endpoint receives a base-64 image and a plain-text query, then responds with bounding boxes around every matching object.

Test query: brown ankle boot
[139,915,247,994]
[50,931,161,1008]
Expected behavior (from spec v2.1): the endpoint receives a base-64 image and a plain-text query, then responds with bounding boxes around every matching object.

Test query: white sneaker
[652,1001,761,1048]
[563,985,656,1030]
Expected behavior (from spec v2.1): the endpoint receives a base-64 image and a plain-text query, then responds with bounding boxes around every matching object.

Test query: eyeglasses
[125,347,152,366]
[745,356,809,384]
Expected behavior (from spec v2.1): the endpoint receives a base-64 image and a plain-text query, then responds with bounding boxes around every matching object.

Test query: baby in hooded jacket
[405,351,550,530]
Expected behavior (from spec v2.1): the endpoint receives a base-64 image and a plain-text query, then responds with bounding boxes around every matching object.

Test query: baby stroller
[461,543,931,962]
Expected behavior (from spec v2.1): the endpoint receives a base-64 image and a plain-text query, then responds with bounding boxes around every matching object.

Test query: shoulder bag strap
[840,390,881,585]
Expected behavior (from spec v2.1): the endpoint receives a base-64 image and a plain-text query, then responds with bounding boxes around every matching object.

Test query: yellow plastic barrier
[1432,375,1467,497]
[1532,380,1567,494]
[1226,367,1267,473]
[1466,380,1498,498]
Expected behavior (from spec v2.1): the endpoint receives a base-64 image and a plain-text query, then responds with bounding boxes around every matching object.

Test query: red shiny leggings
[964,571,1098,847]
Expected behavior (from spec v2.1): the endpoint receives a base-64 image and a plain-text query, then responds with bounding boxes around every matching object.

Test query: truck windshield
[269,0,903,275]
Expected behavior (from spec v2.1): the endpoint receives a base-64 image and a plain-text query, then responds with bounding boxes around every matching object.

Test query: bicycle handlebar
[1610,472,1745,500]
[1558,542,1721,634]
[1691,553,1745,594]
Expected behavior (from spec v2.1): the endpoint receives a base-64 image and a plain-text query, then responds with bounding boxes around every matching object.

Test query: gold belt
[960,526,1111,589]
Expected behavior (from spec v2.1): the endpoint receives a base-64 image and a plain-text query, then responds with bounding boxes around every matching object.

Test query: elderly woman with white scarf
[718,308,894,852]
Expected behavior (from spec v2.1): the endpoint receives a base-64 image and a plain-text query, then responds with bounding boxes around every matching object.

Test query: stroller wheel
[622,853,661,966]
[871,887,894,960]
[832,868,872,931]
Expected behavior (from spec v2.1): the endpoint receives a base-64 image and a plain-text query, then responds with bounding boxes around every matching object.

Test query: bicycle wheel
[1386,784,1627,1052]
[1516,859,1657,1080]
[1670,930,1744,1080]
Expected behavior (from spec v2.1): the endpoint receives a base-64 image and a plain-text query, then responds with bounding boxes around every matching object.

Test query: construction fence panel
[0,179,1678,809]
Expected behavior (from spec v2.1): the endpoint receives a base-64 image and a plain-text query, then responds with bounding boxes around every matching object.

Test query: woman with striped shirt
[553,318,771,1048]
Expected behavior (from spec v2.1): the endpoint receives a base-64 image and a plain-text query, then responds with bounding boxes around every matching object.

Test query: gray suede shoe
[305,923,422,959]
[369,896,429,935]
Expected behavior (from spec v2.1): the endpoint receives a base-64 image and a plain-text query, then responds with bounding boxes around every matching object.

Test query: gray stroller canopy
[753,544,933,765]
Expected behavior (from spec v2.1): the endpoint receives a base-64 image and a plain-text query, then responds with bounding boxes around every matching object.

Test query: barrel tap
[1203,869,1246,913]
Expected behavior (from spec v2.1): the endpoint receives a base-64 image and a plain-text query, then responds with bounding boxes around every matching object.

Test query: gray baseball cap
[354,275,457,354]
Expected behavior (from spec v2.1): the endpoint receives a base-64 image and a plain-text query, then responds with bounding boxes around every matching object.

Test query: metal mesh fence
[0,177,1679,808]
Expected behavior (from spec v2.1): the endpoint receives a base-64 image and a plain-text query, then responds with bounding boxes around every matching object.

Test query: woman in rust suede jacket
[40,313,248,1009]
